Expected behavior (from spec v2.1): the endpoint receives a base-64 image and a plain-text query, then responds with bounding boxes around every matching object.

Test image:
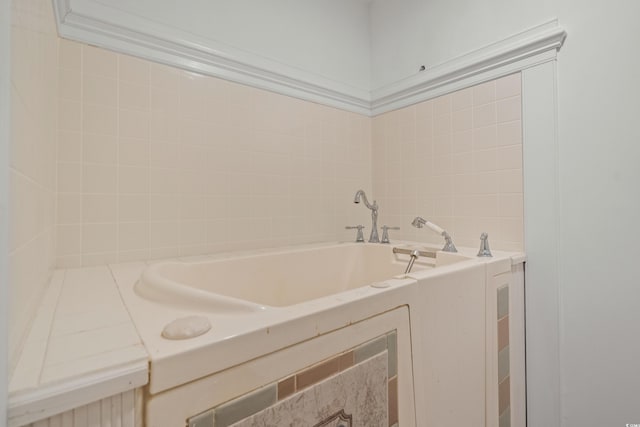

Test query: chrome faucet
[411,216,457,252]
[353,190,379,243]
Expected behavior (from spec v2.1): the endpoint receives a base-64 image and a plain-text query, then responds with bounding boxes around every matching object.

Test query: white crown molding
[370,20,567,116]
[51,1,566,117]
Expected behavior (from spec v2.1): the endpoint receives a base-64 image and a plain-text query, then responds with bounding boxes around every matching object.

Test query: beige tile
[499,169,523,193]
[119,138,149,166]
[58,99,81,132]
[149,167,181,194]
[57,131,82,163]
[452,108,472,132]
[451,130,473,154]
[497,121,522,146]
[119,194,149,222]
[57,193,82,224]
[58,39,81,70]
[499,194,523,218]
[473,103,497,128]
[433,94,451,116]
[473,149,497,173]
[149,194,180,221]
[118,166,148,194]
[119,81,149,111]
[82,194,117,223]
[83,74,117,107]
[83,133,117,165]
[473,80,496,106]
[56,224,81,256]
[118,223,148,251]
[500,218,524,243]
[496,73,521,100]
[180,221,207,246]
[119,109,149,139]
[473,125,497,150]
[118,54,149,84]
[452,86,473,111]
[82,223,117,254]
[83,104,118,136]
[58,68,81,102]
[82,45,118,79]
[81,251,119,267]
[497,96,522,123]
[473,172,500,195]
[497,145,523,170]
[57,163,82,193]
[433,113,452,135]
[149,221,179,248]
[83,164,117,194]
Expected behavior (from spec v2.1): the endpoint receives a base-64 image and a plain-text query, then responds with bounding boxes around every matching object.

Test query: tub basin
[135,243,470,311]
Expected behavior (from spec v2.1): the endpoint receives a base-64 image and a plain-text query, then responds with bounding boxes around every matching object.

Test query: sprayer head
[411,217,426,228]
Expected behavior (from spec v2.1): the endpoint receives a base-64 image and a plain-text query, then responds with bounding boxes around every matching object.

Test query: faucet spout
[353,190,379,243]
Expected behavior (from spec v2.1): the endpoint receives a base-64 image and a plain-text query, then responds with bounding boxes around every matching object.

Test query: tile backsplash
[371,74,524,250]
[56,41,372,267]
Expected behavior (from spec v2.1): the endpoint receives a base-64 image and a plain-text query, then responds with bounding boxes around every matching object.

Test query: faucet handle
[380,225,400,244]
[477,232,492,257]
[346,225,365,243]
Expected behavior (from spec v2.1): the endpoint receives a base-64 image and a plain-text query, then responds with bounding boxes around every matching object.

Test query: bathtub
[113,241,525,427]
[135,242,467,312]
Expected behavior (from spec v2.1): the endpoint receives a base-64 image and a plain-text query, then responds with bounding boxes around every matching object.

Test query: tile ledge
[8,266,150,427]
[8,359,148,427]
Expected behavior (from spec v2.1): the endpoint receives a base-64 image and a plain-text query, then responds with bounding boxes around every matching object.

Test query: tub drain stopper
[162,316,211,340]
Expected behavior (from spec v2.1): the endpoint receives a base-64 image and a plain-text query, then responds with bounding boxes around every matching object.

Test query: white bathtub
[135,242,465,311]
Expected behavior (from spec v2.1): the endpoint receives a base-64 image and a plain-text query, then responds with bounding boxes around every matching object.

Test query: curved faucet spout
[353,190,379,243]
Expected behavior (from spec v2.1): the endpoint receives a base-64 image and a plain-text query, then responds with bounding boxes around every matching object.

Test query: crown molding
[52,1,566,117]
[370,20,567,115]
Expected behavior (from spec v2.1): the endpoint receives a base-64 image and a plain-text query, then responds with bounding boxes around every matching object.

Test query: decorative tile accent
[277,376,296,401]
[497,284,511,425]
[497,285,510,319]
[498,315,510,351]
[313,409,353,427]
[354,335,388,364]
[387,331,398,378]
[199,331,399,427]
[230,352,388,427]
[388,376,398,426]
[213,384,277,427]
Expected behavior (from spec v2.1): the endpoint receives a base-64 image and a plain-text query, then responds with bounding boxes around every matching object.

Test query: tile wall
[55,41,372,267]
[371,74,524,250]
[9,0,58,373]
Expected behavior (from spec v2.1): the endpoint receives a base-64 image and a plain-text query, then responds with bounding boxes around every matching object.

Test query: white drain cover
[161,315,211,340]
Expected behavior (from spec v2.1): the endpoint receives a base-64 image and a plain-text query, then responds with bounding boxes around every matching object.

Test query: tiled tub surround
[55,39,372,268]
[371,73,524,251]
[9,0,59,376]
[8,267,148,427]
[189,332,397,427]
[107,242,525,427]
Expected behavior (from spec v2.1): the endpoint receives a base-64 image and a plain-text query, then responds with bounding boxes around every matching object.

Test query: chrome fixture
[411,216,457,253]
[403,250,420,274]
[353,190,379,243]
[380,225,399,244]
[345,225,365,243]
[477,232,493,257]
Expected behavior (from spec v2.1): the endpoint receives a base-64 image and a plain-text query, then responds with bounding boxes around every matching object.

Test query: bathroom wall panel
[372,74,523,251]
[9,0,59,377]
[55,41,373,267]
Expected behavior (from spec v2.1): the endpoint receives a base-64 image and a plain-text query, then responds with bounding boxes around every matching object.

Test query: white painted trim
[50,1,566,116]
[53,0,372,115]
[371,20,566,115]
[521,61,561,427]
[0,0,11,424]
[8,361,148,427]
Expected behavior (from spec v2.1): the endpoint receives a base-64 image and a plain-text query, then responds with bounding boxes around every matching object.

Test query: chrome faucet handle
[345,225,365,243]
[380,225,400,244]
[477,232,492,257]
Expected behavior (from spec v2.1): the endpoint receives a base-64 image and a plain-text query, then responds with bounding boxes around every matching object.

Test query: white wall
[370,0,556,90]
[76,0,373,92]
[1,0,10,422]
[372,0,640,426]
